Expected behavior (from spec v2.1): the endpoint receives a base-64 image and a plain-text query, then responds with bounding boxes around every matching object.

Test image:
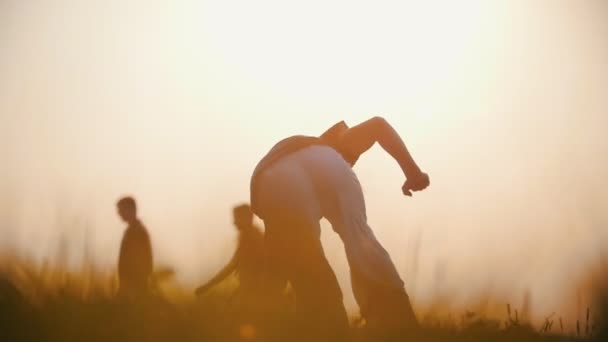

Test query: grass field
[1,253,606,341]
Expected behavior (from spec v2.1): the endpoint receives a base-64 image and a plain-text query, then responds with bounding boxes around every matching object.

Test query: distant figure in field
[195,204,281,307]
[250,117,429,338]
[116,196,153,298]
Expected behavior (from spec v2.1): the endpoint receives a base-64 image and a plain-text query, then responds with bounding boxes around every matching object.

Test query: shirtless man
[250,117,429,338]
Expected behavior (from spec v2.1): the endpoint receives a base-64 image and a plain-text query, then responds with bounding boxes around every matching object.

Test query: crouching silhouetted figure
[116,196,153,299]
[196,204,287,339]
[195,204,266,297]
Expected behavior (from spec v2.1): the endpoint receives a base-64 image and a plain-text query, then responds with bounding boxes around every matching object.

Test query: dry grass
[0,252,604,341]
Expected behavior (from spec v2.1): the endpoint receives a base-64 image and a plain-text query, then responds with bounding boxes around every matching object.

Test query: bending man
[250,117,429,338]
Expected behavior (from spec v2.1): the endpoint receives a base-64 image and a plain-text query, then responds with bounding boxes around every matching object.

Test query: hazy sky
[2,0,608,324]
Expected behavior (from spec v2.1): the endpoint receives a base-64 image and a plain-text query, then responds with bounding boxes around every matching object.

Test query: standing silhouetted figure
[250,117,429,339]
[116,196,153,298]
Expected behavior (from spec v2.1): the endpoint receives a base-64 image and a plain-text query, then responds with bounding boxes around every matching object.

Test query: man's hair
[117,196,137,213]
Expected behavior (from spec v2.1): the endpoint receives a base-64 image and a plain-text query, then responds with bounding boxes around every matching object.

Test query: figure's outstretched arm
[339,116,430,195]
[195,253,238,295]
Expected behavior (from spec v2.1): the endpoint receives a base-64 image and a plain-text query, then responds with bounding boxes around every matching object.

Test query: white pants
[255,145,413,324]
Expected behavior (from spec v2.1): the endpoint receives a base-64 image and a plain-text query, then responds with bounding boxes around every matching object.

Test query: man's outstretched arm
[338,116,430,195]
[195,252,238,295]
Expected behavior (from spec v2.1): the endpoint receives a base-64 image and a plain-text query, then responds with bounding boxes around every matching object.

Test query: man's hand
[402,171,430,196]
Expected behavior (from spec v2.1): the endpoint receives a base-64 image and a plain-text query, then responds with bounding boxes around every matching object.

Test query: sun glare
[191,0,498,114]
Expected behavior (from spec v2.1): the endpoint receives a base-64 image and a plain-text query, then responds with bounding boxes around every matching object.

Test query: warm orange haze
[1,0,608,340]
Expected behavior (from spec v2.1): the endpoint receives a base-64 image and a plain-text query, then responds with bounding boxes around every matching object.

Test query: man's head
[233,204,253,231]
[117,196,137,224]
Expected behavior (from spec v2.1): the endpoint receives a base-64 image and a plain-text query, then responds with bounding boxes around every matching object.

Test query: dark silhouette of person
[250,117,429,338]
[195,204,266,296]
[116,196,153,298]
[195,205,285,308]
